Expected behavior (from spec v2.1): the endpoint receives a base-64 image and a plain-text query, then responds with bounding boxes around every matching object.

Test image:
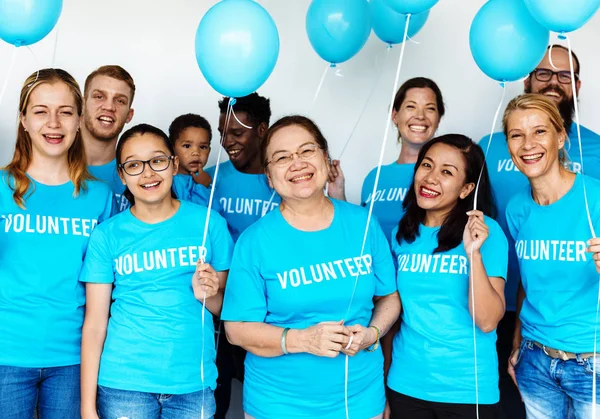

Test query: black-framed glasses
[266,144,321,168]
[530,68,578,84]
[119,155,174,176]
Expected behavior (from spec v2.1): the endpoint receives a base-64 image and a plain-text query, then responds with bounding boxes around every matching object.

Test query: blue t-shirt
[88,159,129,213]
[361,163,414,244]
[506,174,600,353]
[388,217,508,404]
[480,124,600,311]
[0,171,113,368]
[221,199,397,419]
[172,174,222,213]
[79,201,234,394]
[206,161,280,242]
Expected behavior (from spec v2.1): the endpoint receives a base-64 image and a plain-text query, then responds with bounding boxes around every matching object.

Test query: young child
[169,113,213,187]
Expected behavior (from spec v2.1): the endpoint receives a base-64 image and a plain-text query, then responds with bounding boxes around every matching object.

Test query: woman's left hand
[587,238,600,274]
[327,159,346,200]
[192,261,220,301]
[340,324,377,356]
[463,210,489,254]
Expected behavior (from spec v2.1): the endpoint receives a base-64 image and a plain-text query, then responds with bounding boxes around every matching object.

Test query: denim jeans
[515,340,600,419]
[0,364,80,419]
[97,385,216,419]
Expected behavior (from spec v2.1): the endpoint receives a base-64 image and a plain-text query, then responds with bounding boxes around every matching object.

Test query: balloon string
[547,43,559,71]
[312,64,330,106]
[24,46,40,83]
[198,101,233,419]
[563,34,599,416]
[470,243,480,419]
[231,106,253,129]
[338,47,391,160]
[52,22,60,67]
[343,14,413,419]
[473,83,506,211]
[469,80,506,419]
[0,47,18,108]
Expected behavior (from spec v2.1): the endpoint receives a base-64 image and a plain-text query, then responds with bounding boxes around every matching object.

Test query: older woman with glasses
[221,115,401,419]
[80,123,234,419]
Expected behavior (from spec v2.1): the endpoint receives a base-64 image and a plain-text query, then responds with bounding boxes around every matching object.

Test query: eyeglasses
[530,68,578,84]
[119,155,174,176]
[266,144,321,168]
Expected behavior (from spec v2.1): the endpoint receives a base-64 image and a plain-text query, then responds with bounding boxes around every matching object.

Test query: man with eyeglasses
[478,45,600,419]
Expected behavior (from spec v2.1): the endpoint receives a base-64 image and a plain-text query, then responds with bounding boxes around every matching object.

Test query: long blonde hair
[3,68,92,208]
[502,93,570,168]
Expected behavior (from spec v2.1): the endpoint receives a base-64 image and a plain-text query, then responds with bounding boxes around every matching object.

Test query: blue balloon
[0,0,62,47]
[524,0,600,33]
[370,0,429,45]
[469,0,549,82]
[382,0,438,15]
[195,0,280,98]
[306,0,371,65]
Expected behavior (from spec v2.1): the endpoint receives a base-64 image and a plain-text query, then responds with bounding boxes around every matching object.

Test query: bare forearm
[81,326,106,413]
[468,253,505,333]
[204,289,223,317]
[225,322,289,357]
[370,292,401,337]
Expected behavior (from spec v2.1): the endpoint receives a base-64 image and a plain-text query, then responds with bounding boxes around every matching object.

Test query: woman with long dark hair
[386,134,507,418]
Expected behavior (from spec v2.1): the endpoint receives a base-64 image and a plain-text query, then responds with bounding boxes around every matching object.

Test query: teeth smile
[44,134,63,139]
[141,181,160,189]
[99,116,114,123]
[522,153,543,161]
[420,186,440,197]
[228,149,241,155]
[409,125,427,132]
[291,174,313,182]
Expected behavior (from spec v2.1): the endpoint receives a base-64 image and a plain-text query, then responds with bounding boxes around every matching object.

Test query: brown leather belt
[533,342,596,361]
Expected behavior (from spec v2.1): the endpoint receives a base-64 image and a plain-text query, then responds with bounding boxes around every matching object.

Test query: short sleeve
[369,217,397,296]
[505,198,520,242]
[79,226,115,284]
[221,230,267,322]
[207,212,234,272]
[360,170,374,207]
[481,218,509,280]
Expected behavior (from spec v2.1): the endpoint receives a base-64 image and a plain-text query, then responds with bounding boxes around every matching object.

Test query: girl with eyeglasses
[0,69,113,418]
[221,115,400,419]
[80,124,234,419]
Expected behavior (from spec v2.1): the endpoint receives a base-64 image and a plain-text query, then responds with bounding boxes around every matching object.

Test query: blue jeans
[515,340,600,419]
[0,364,80,419]
[97,385,216,419]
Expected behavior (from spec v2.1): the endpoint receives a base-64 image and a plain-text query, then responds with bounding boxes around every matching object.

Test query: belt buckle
[558,350,570,361]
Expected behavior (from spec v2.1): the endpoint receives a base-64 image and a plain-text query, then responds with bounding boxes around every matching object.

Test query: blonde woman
[0,69,113,418]
[504,94,600,419]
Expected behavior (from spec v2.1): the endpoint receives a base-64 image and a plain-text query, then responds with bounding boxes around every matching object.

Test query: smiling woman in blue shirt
[222,115,400,419]
[0,68,113,418]
[504,94,600,419]
[387,134,508,419]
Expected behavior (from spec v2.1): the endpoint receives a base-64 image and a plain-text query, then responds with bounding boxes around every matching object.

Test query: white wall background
[0,0,599,204]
